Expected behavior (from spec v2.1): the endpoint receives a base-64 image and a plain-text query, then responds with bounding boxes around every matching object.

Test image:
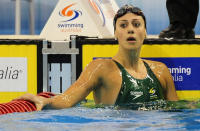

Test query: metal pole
[15,0,21,35]
[71,36,77,84]
[29,0,35,34]
[43,40,49,92]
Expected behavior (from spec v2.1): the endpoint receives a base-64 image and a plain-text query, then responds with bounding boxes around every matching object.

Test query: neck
[113,47,142,70]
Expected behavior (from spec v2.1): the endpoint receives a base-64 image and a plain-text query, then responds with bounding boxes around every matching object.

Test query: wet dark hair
[113,5,146,31]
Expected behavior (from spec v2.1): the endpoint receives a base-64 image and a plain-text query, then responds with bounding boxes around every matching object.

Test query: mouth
[127,37,136,43]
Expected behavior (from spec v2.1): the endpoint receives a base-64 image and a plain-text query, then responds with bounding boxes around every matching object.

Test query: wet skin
[16,13,178,110]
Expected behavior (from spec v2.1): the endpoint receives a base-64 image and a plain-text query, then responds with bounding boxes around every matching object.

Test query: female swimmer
[17,5,178,110]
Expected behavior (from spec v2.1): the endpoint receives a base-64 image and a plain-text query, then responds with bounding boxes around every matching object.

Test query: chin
[126,43,141,49]
[124,45,141,51]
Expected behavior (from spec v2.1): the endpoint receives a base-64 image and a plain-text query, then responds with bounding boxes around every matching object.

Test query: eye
[120,23,128,28]
[132,22,141,27]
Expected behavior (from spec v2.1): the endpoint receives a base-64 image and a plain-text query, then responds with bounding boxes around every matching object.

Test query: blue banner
[143,58,200,91]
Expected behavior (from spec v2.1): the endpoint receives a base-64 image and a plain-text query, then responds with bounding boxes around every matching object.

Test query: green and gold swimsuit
[114,60,164,106]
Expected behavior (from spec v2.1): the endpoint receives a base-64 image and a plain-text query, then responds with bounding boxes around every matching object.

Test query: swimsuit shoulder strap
[113,59,159,81]
[112,59,126,73]
[143,60,163,87]
[143,60,157,78]
[113,59,150,77]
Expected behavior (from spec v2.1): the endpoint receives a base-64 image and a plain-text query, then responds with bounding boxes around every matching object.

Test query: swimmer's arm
[44,60,103,109]
[15,60,103,110]
[162,64,179,101]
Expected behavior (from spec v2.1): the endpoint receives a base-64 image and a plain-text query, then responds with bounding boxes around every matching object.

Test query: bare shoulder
[143,59,169,71]
[87,58,114,66]
[84,58,116,72]
[143,59,172,89]
[76,59,116,86]
[142,59,171,80]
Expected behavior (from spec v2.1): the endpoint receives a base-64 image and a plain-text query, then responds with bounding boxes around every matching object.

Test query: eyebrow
[119,19,141,22]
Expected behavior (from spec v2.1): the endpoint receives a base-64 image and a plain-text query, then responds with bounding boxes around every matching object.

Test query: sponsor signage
[0,57,27,92]
[143,57,200,91]
[40,0,119,40]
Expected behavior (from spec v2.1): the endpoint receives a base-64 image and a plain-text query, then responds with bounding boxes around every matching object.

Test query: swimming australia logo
[149,88,158,99]
[168,66,192,82]
[0,58,27,92]
[0,66,23,79]
[88,0,106,26]
[59,3,82,22]
[149,88,156,95]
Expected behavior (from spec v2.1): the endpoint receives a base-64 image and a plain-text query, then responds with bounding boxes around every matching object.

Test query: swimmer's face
[114,13,146,50]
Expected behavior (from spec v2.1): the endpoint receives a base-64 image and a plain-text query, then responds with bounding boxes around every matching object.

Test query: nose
[127,25,134,34]
[128,30,134,34]
[127,23,135,34]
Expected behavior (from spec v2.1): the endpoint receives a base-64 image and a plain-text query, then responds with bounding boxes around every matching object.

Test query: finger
[34,96,47,111]
[13,93,33,101]
[36,104,43,111]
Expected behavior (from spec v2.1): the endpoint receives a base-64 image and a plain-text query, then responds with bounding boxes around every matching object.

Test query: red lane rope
[0,92,55,115]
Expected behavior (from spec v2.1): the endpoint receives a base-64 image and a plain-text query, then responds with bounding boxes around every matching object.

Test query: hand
[14,93,48,111]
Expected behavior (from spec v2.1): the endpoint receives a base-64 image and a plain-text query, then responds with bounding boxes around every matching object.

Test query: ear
[114,30,118,40]
[144,30,147,38]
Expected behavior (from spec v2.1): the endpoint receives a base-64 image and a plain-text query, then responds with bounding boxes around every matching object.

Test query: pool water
[1,106,200,131]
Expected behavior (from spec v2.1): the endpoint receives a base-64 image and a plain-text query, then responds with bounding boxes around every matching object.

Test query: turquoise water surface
[1,106,200,131]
